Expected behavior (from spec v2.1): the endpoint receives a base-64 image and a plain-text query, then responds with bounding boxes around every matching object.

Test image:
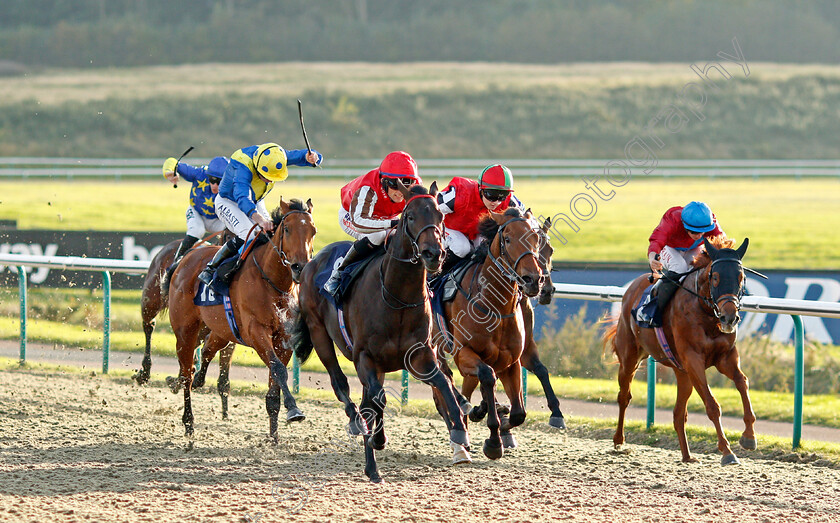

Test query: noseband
[487,217,540,287]
[705,257,745,320]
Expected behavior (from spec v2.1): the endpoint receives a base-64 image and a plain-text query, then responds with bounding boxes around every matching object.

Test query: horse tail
[286,301,314,364]
[600,314,619,358]
[159,267,174,312]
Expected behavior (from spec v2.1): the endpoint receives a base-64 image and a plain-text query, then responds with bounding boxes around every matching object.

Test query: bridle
[386,194,444,264]
[486,216,540,287]
[704,257,745,320]
[250,208,312,293]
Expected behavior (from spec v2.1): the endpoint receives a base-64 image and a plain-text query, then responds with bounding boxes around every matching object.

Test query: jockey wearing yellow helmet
[198,142,321,285]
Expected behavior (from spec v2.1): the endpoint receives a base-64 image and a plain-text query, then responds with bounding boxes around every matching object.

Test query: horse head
[394,182,444,273]
[271,197,317,283]
[702,236,749,334]
[536,215,554,305]
[480,208,542,297]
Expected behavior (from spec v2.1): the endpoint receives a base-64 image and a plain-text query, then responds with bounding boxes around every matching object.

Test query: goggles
[384,177,417,189]
[481,189,510,202]
[208,176,222,185]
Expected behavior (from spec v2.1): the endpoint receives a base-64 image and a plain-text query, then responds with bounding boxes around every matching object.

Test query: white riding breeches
[443,228,473,258]
[659,245,702,274]
[338,208,389,246]
[214,196,269,241]
[185,207,226,238]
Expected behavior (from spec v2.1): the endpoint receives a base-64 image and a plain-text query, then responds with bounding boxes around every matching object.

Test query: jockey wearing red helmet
[324,151,422,295]
[436,164,526,267]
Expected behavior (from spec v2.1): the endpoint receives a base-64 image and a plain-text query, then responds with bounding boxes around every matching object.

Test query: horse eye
[284,226,290,234]
[711,273,720,287]
[407,215,415,223]
[504,236,511,244]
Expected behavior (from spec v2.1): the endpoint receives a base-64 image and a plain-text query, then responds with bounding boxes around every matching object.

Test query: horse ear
[541,216,552,233]
[703,236,719,259]
[491,210,506,224]
[306,198,314,212]
[397,182,412,199]
[429,181,438,197]
[735,237,749,259]
[278,196,289,213]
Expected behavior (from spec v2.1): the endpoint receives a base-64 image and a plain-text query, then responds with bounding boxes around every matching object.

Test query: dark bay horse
[433,208,542,462]
[168,198,316,441]
[134,236,234,399]
[458,216,567,430]
[604,236,755,465]
[290,183,470,483]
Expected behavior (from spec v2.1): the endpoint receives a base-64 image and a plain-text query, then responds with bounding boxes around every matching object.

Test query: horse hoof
[739,436,757,450]
[368,435,388,451]
[368,474,384,484]
[496,404,511,416]
[549,415,567,430]
[133,371,149,385]
[501,433,517,449]
[483,438,504,460]
[459,401,472,417]
[347,417,369,436]
[285,408,306,423]
[165,376,181,394]
[450,429,470,448]
[451,442,472,465]
[468,406,486,423]
[499,416,512,432]
[721,454,741,466]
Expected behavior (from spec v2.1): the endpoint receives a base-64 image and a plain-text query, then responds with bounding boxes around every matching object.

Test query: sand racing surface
[2,367,840,522]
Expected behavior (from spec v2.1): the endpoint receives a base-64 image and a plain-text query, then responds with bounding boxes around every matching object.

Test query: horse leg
[683,351,739,465]
[715,348,757,451]
[438,354,471,416]
[612,319,642,451]
[462,375,488,422]
[217,343,234,420]
[475,363,502,459]
[310,326,366,435]
[497,361,526,450]
[673,370,697,463]
[356,354,385,483]
[408,345,471,450]
[175,332,199,437]
[270,352,305,424]
[134,297,156,385]
[192,332,217,389]
[520,296,565,429]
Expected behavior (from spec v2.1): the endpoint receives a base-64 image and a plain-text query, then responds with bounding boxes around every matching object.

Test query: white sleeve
[436,186,456,215]
[349,185,394,229]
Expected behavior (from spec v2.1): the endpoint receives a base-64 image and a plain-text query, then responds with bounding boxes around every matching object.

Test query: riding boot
[440,249,465,275]
[651,269,681,327]
[197,237,242,286]
[324,238,375,296]
[172,235,200,266]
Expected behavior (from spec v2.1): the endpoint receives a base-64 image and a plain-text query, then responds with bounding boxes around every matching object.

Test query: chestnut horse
[290,183,470,483]
[604,236,755,465]
[458,216,567,430]
[134,237,235,415]
[168,198,316,441]
[433,208,542,462]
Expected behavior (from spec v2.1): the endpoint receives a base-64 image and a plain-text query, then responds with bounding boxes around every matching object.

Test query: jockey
[162,155,230,265]
[436,164,526,271]
[323,151,421,296]
[646,201,725,325]
[197,143,322,285]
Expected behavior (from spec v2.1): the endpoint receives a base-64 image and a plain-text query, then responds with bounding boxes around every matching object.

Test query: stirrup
[323,271,340,296]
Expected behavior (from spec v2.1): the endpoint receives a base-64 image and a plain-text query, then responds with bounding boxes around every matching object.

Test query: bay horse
[432,208,542,462]
[134,236,234,389]
[289,183,470,483]
[604,236,755,465]
[458,216,568,430]
[168,198,316,441]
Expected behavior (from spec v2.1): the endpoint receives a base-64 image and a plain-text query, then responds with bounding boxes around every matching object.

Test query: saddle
[316,243,385,307]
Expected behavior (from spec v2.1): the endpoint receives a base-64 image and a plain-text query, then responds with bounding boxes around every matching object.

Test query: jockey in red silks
[436,164,526,271]
[323,151,422,296]
[645,201,725,326]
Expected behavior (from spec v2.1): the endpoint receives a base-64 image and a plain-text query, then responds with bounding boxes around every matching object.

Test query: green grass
[3,357,839,466]
[2,177,837,267]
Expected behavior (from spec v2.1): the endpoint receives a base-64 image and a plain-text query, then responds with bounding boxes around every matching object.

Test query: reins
[249,208,312,292]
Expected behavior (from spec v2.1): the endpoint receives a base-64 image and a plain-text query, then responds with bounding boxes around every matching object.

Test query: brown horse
[290,183,470,483]
[604,236,755,465]
[458,216,567,430]
[168,198,316,440]
[134,236,234,384]
[433,208,542,462]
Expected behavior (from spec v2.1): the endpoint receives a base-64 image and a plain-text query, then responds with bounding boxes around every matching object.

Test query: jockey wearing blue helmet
[162,155,231,266]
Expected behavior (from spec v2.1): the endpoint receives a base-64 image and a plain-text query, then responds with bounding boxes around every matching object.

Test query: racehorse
[432,208,542,461]
[289,183,470,483]
[457,216,567,430]
[167,198,316,441]
[604,236,755,465]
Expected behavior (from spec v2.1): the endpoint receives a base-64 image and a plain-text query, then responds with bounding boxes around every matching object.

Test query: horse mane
[477,207,522,241]
[409,184,429,196]
[691,234,737,268]
[270,198,308,226]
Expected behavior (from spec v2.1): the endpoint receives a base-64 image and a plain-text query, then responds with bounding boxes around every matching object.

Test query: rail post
[646,356,656,429]
[17,266,26,364]
[292,354,300,394]
[401,370,409,405]
[792,315,804,449]
[522,367,528,408]
[101,271,111,374]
